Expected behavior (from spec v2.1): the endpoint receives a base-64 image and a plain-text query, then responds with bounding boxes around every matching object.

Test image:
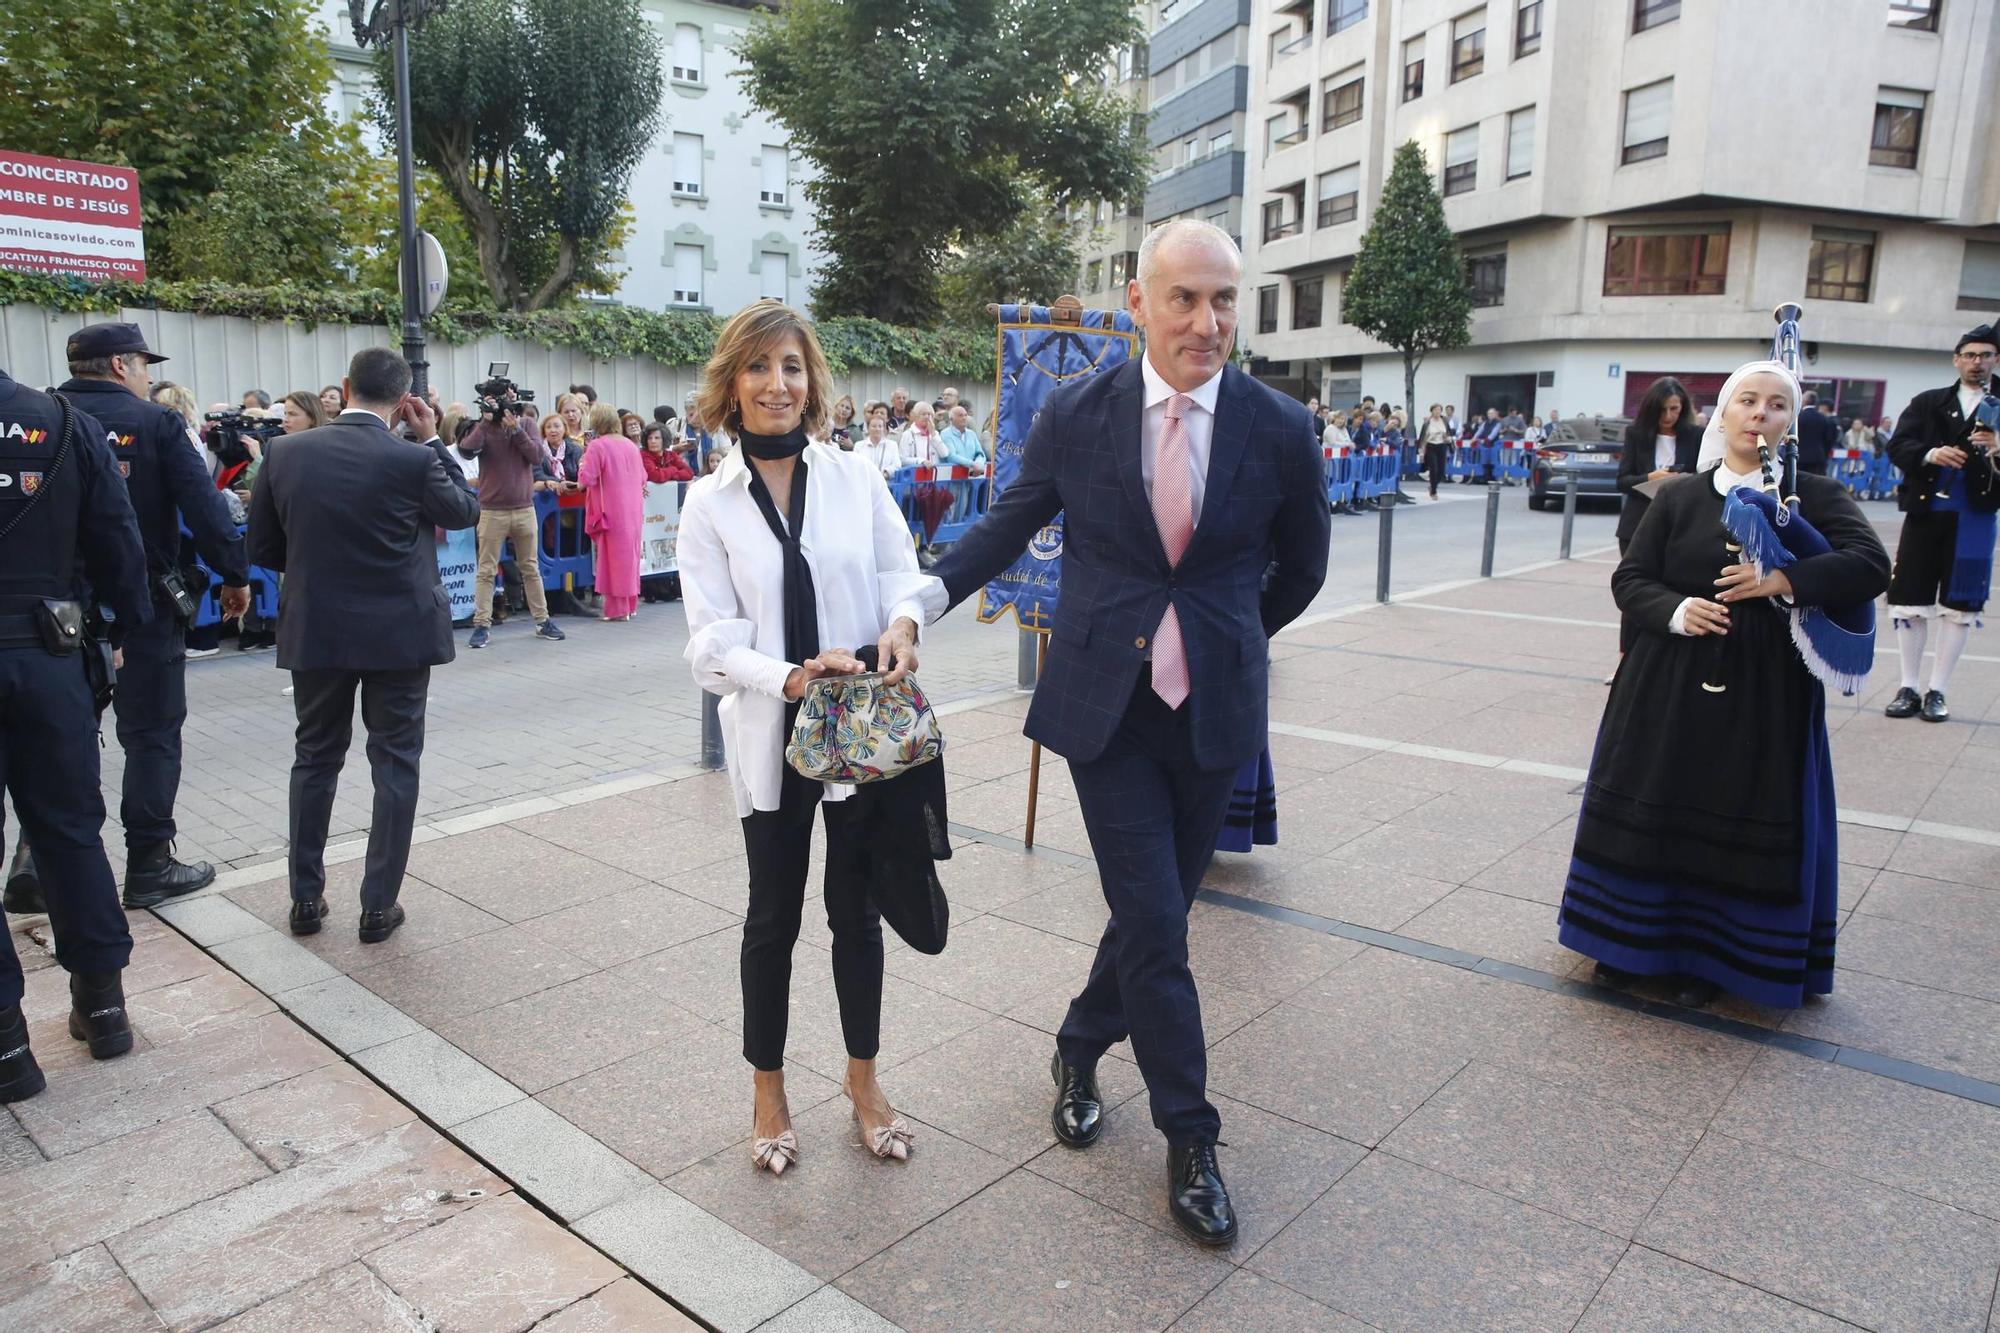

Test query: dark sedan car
[1527,416,1631,510]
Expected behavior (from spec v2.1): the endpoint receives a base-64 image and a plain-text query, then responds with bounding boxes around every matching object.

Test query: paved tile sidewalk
[12,542,2000,1331]
[0,911,700,1331]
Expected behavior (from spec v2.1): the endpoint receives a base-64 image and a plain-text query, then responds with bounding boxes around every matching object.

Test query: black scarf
[741,427,821,819]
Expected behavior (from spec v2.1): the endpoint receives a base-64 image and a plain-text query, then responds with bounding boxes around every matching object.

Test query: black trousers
[110,612,186,853]
[740,799,882,1072]
[288,667,429,913]
[0,648,130,1006]
[1425,442,1450,496]
[1058,671,1236,1147]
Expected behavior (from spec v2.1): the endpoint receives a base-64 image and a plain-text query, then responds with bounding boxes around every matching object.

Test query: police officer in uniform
[0,365,154,1102]
[58,323,250,907]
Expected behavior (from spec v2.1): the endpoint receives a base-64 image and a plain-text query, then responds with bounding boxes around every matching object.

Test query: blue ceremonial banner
[977,303,1140,631]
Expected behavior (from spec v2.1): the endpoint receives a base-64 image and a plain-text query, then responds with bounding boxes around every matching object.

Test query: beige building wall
[1241,0,2000,419]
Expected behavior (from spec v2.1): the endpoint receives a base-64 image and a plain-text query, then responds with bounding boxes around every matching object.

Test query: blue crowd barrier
[888,466,990,545]
[532,489,596,593]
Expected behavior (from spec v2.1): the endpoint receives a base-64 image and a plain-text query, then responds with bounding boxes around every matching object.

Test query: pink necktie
[1151,393,1195,709]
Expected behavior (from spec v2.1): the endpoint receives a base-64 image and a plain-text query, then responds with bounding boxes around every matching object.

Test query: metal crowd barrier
[1825,449,1897,501]
[1446,439,1533,484]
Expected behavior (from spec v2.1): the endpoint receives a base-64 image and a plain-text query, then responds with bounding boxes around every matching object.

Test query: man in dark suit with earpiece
[247,347,479,944]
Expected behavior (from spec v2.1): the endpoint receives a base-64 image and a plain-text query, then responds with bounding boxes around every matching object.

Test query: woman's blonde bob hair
[587,402,622,438]
[691,300,833,440]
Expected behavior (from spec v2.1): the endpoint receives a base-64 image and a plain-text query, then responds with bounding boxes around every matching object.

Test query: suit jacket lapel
[1185,365,1255,562]
[1107,358,1166,568]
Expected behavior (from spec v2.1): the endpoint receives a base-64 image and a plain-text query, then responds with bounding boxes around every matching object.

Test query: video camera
[203,409,285,467]
[474,361,535,423]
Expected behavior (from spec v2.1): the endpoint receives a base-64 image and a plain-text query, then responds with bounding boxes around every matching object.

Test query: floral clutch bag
[785,671,944,785]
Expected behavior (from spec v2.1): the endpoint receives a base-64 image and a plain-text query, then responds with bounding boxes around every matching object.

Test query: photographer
[459,385,564,649]
[1883,323,2000,723]
[57,323,250,909]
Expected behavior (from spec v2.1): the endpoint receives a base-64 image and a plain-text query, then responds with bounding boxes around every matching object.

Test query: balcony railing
[1276,30,1312,57]
[1273,126,1309,150]
[1263,219,1304,242]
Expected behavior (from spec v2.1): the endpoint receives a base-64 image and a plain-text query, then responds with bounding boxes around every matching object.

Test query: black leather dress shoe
[1592,961,1639,989]
[0,1003,45,1102]
[1884,686,1921,718]
[358,903,406,944]
[3,840,43,914]
[289,896,330,936]
[1671,976,1721,1009]
[1167,1144,1238,1247]
[67,972,133,1060]
[1050,1051,1103,1149]
[121,843,215,909]
[1920,690,1949,723]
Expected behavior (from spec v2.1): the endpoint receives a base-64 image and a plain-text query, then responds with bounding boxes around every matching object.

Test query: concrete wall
[0,304,969,422]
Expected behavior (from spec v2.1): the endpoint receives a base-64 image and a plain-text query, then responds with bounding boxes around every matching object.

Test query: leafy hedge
[0,270,994,380]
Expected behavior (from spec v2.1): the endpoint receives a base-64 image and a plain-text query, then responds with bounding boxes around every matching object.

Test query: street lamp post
[350,1,450,397]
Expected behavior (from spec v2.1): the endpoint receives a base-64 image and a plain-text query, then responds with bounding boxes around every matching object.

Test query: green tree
[153,121,373,284]
[335,157,491,304]
[937,192,1087,327]
[381,0,663,311]
[0,0,335,241]
[1340,140,1474,429]
[739,0,1148,326]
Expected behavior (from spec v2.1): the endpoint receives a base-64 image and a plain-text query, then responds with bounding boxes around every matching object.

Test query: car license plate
[1571,452,1608,464]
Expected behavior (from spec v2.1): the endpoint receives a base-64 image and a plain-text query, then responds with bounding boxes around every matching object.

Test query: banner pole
[1023,632,1049,849]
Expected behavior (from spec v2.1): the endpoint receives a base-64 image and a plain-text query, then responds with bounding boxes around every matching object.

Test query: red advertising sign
[0,150,147,282]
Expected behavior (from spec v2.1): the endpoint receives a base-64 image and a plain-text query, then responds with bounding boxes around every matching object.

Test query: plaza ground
[5,491,2000,1330]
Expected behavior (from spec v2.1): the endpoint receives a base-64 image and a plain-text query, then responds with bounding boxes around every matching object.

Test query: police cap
[65,322,169,365]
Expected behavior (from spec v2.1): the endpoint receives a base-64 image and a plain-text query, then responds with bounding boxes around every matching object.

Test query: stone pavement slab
[1,912,696,1332]
[20,524,2000,1330]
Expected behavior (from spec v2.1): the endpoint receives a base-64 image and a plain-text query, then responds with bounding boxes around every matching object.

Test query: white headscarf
[1696,359,1801,473]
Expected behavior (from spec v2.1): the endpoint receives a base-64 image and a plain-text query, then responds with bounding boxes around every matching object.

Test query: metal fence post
[700,691,724,770]
[1375,492,1394,603]
[1559,469,1579,560]
[1480,481,1501,577]
[1017,626,1040,690]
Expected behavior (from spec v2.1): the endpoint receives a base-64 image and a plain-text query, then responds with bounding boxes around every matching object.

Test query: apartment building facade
[315,0,821,317]
[1076,0,1256,311]
[1240,0,2000,424]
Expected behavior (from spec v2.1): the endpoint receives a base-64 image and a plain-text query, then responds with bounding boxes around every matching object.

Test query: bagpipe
[1714,303,1876,696]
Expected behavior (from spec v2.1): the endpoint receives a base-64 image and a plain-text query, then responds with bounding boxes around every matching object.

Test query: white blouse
[679,442,927,817]
[853,436,899,476]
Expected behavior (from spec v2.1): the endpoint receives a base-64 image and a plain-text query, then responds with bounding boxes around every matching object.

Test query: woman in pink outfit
[578,403,647,620]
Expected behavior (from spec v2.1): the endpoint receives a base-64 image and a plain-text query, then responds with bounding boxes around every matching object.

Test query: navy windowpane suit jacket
[931,359,1331,770]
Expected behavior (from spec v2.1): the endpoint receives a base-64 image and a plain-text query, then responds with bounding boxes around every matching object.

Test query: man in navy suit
[877,219,1330,1244]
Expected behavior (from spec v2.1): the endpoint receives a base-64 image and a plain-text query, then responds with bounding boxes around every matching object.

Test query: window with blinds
[1292,277,1323,329]
[1621,80,1671,164]
[1452,10,1486,82]
[1959,241,2000,311]
[1322,71,1364,131]
[1515,0,1542,56]
[1316,165,1360,227]
[761,146,788,205]
[1402,36,1425,101]
[1604,224,1729,296]
[672,24,702,81]
[1443,126,1478,196]
[1807,228,1876,303]
[1506,107,1535,179]
[1871,88,1926,168]
[1257,285,1279,334]
[1465,246,1507,307]
[672,134,703,195]
[759,252,787,302]
[671,245,703,305]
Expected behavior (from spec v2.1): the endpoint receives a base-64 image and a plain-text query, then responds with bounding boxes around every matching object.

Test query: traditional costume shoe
[1920,690,1949,723]
[1883,686,1921,718]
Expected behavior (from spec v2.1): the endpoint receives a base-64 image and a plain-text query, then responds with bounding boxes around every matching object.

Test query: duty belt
[0,614,46,649]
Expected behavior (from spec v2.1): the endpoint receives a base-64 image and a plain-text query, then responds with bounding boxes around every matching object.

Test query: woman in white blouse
[852,403,900,477]
[678,300,926,1176]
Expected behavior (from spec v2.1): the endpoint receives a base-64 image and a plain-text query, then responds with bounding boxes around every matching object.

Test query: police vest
[0,394,83,606]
